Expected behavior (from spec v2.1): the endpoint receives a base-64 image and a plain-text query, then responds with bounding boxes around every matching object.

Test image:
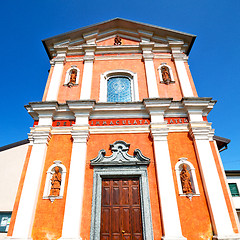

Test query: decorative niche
[43,160,67,202]
[175,157,200,200]
[64,66,80,88]
[158,63,175,85]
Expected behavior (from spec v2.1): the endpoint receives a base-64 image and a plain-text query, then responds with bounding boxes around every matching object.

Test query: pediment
[43,18,196,58]
[90,140,150,166]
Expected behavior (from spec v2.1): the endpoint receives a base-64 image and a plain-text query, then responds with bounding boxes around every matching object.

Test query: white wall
[0,143,28,211]
[227,175,240,211]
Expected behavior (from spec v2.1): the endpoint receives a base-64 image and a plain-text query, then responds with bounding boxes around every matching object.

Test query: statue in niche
[180,164,193,194]
[50,167,62,196]
[114,36,122,45]
[161,66,171,84]
[67,69,77,87]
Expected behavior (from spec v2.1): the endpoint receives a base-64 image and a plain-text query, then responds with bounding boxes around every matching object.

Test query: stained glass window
[107,77,132,102]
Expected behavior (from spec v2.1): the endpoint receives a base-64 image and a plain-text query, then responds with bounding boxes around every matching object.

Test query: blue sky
[0,0,239,170]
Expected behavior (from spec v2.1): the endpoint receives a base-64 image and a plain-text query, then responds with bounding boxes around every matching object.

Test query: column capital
[182,97,216,122]
[67,100,95,125]
[150,123,169,141]
[52,50,67,64]
[25,101,58,126]
[144,98,172,123]
[29,126,52,144]
[140,42,155,60]
[189,122,214,141]
[82,44,96,62]
[71,127,89,143]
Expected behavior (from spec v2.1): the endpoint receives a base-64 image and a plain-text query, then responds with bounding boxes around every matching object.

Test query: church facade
[6,18,240,240]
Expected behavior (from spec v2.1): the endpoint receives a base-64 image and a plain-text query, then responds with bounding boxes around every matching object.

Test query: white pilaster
[46,51,66,101]
[184,98,240,239]
[170,42,194,97]
[80,45,96,100]
[140,43,159,98]
[144,99,186,240]
[11,126,52,240]
[60,101,95,240]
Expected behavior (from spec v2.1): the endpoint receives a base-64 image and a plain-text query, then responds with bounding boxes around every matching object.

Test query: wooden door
[101,178,143,240]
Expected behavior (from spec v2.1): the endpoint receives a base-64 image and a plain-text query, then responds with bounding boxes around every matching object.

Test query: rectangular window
[229,183,240,197]
[0,212,11,233]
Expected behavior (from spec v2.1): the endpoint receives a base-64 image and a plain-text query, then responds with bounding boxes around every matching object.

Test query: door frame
[90,166,154,240]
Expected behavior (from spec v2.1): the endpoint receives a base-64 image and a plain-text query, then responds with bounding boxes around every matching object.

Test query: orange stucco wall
[168,132,213,239]
[81,133,163,239]
[153,58,183,100]
[57,61,84,103]
[7,145,32,236]
[210,141,239,233]
[31,135,73,240]
[91,58,149,101]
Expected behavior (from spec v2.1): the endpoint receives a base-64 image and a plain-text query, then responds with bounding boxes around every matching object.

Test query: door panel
[101,178,143,240]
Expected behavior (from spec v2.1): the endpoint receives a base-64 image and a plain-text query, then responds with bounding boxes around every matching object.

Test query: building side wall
[0,144,28,211]
[227,176,240,209]
[7,145,32,236]
[168,132,213,239]
[210,141,240,233]
[31,135,73,240]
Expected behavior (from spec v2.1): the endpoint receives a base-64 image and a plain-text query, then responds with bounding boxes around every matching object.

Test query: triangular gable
[43,18,196,59]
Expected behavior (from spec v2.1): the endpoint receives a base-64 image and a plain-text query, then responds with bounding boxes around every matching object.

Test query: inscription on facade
[34,118,189,127]
[90,118,150,126]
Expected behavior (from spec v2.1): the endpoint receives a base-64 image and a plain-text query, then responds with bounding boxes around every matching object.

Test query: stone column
[60,101,95,240]
[144,99,186,240]
[170,41,194,97]
[140,43,159,98]
[183,98,240,239]
[46,51,66,101]
[11,102,57,239]
[80,45,96,100]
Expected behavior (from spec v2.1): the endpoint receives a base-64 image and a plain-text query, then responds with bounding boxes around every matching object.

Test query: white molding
[60,129,89,239]
[140,43,159,98]
[64,66,80,85]
[158,63,175,84]
[175,157,200,196]
[46,53,66,101]
[191,126,239,237]
[12,130,51,239]
[99,69,139,102]
[89,125,149,134]
[80,45,96,100]
[151,124,186,239]
[43,160,67,200]
[95,55,142,60]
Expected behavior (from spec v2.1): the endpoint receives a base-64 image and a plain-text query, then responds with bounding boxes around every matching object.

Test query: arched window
[43,160,67,202]
[99,70,139,102]
[107,76,131,102]
[158,63,175,85]
[175,157,200,199]
[64,66,80,87]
